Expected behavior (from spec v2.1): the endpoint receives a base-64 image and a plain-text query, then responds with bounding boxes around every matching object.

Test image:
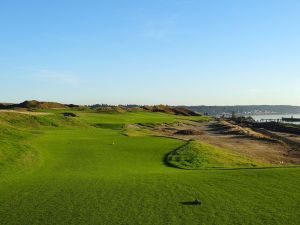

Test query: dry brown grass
[220,120,274,141]
[0,110,52,116]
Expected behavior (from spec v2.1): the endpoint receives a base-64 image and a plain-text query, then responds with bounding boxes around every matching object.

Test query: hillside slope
[0,100,69,109]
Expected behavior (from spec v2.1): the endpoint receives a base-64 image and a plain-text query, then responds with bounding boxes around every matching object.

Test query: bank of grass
[0,112,86,172]
[0,110,299,225]
[0,111,84,128]
[123,125,160,137]
[166,141,264,169]
[0,116,34,171]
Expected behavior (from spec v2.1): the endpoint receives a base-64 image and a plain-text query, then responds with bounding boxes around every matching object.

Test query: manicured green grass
[78,111,210,125]
[0,111,299,225]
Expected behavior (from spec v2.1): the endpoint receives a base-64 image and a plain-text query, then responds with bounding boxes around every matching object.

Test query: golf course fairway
[0,111,299,225]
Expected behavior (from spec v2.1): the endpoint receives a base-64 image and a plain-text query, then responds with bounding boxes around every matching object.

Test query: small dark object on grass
[61,112,77,117]
[193,199,202,205]
[180,199,202,206]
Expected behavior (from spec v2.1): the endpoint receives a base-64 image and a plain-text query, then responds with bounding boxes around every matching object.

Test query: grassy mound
[0,123,38,171]
[19,100,67,109]
[166,141,261,169]
[0,112,83,128]
[95,106,127,113]
[0,112,85,171]
[143,105,200,116]
[13,100,68,109]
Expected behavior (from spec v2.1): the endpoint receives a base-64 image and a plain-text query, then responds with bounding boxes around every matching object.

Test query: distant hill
[184,105,300,116]
[91,104,199,116]
[142,105,199,116]
[0,100,77,109]
[6,101,298,117]
[1,101,198,116]
[18,100,68,109]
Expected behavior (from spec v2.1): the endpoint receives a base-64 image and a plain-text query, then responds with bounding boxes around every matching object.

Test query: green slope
[0,111,299,225]
[166,140,264,169]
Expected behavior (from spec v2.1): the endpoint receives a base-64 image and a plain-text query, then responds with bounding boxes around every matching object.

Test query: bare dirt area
[270,131,300,142]
[263,130,300,159]
[152,120,300,165]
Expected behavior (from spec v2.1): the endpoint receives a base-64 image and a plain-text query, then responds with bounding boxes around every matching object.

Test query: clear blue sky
[1,0,299,105]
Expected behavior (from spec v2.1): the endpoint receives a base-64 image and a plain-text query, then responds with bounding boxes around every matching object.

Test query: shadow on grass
[180,201,202,206]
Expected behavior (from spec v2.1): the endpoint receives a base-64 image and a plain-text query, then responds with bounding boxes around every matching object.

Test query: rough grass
[0,110,299,225]
[0,112,85,172]
[166,141,263,169]
[220,120,275,141]
[0,112,84,128]
[93,123,125,130]
[123,125,160,137]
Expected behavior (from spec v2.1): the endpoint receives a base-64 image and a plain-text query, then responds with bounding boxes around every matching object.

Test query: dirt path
[153,120,300,165]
